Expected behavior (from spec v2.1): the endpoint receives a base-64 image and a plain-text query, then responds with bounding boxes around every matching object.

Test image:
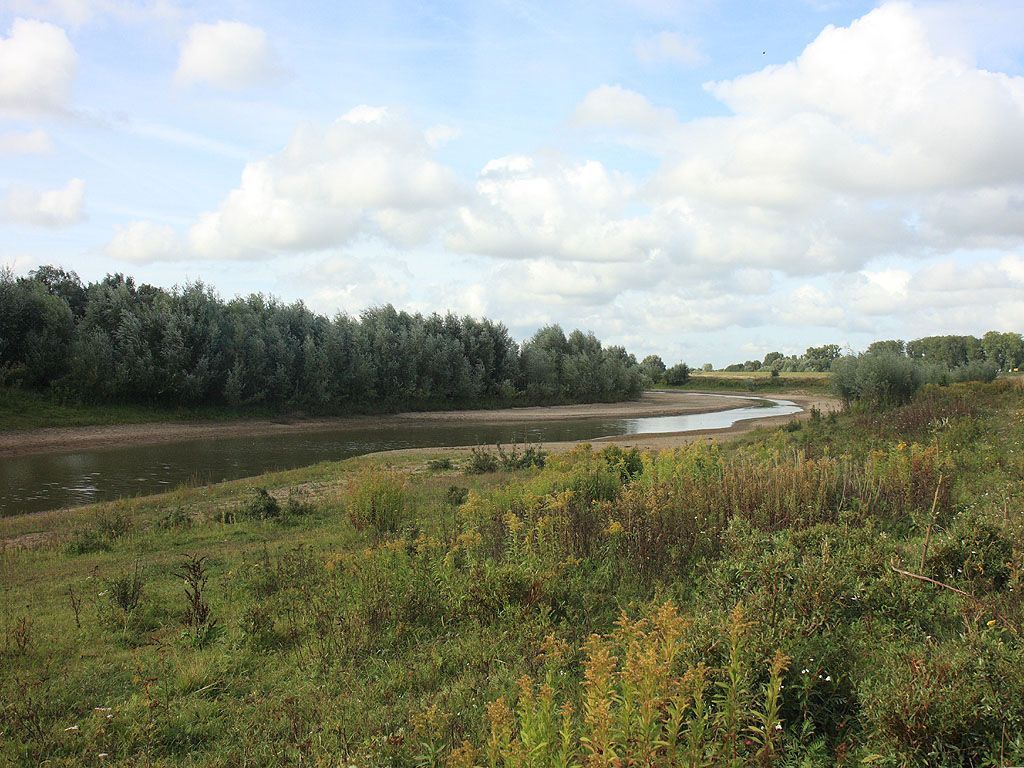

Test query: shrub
[832,352,923,409]
[426,457,454,471]
[347,469,407,534]
[466,446,499,474]
[238,487,281,520]
[664,362,691,385]
[497,443,547,470]
[446,485,469,506]
[858,637,1024,765]
[950,359,998,383]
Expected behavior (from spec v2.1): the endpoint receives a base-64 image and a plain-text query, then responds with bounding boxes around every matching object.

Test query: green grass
[0,387,275,432]
[2,381,1023,766]
[656,370,832,394]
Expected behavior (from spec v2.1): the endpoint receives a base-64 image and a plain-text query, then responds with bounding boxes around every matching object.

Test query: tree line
[722,333,1024,374]
[0,266,645,412]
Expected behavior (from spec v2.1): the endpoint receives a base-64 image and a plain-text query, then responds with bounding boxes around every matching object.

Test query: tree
[639,354,667,383]
[866,339,905,356]
[804,344,841,372]
[664,362,691,385]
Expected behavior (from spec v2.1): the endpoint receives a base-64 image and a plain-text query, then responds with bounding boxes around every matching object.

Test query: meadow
[658,370,831,394]
[1,379,1022,766]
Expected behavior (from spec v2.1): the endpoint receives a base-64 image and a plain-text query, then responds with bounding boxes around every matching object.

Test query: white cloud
[572,85,679,136]
[571,2,1024,279]
[634,31,705,67]
[448,155,683,264]
[0,129,54,154]
[114,108,462,262]
[107,221,183,262]
[2,178,85,227]
[175,21,281,90]
[0,18,77,116]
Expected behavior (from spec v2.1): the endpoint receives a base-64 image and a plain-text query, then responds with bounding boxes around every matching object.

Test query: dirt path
[0,390,768,458]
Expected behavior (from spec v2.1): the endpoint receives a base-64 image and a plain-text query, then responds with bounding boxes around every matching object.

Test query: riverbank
[373,391,838,460]
[0,390,766,458]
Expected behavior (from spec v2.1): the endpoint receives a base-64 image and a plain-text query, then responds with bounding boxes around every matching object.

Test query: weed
[238,487,281,520]
[446,485,469,506]
[347,469,407,534]
[174,554,219,647]
[466,446,500,474]
[106,565,144,616]
[158,507,194,530]
[66,509,132,554]
[4,616,33,656]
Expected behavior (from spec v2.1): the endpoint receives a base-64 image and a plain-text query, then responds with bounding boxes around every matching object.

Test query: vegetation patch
[2,380,1024,766]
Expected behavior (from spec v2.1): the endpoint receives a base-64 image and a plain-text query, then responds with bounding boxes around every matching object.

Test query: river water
[0,395,799,516]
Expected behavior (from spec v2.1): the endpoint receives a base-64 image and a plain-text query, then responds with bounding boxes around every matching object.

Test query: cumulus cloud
[0,18,77,115]
[107,221,183,262]
[448,155,685,264]
[110,108,462,262]
[2,178,85,227]
[569,2,1024,281]
[0,129,54,154]
[175,21,281,90]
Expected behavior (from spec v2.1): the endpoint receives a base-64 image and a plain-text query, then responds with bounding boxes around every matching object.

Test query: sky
[2,0,1024,367]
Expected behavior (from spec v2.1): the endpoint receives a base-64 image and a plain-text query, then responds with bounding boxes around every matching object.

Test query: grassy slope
[0,387,271,432]
[2,381,1023,766]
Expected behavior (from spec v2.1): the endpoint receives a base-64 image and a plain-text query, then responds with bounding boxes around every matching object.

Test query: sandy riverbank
[0,390,776,458]
[373,391,839,460]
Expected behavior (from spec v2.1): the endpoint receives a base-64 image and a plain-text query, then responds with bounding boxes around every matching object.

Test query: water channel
[1,395,800,516]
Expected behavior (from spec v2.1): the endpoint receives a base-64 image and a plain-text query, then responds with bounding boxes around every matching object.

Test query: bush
[466,446,499,474]
[950,359,998,383]
[446,485,469,506]
[426,457,454,471]
[238,487,281,520]
[664,362,691,385]
[347,469,407,534]
[497,443,547,470]
[832,352,923,408]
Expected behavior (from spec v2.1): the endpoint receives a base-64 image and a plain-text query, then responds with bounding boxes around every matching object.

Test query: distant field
[693,370,831,380]
[657,370,831,394]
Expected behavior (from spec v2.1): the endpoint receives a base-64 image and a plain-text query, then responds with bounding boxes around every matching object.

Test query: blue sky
[2,0,1024,366]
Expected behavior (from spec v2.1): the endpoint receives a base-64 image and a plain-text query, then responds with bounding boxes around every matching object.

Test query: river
[0,396,800,516]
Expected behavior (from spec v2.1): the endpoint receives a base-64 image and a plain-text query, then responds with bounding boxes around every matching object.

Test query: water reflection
[1,396,800,516]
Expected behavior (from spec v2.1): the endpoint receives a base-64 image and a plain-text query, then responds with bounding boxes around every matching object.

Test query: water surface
[1,395,799,516]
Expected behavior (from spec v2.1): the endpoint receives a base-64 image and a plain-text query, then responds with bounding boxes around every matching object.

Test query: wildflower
[775,723,783,731]
[825,675,832,682]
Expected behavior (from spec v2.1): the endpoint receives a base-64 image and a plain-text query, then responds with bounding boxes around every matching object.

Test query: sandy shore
[0,390,776,458]
[379,391,839,459]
